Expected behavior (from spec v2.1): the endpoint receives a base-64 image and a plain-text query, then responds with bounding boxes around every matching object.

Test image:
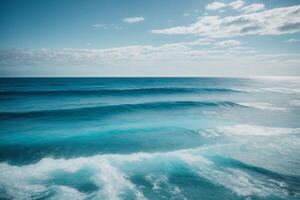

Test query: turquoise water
[0,77,300,200]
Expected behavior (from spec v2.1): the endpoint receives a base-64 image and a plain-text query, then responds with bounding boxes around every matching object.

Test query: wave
[263,87,300,94]
[0,101,242,120]
[212,155,300,184]
[233,87,300,94]
[238,102,287,111]
[0,87,240,96]
[0,146,297,200]
[199,124,300,137]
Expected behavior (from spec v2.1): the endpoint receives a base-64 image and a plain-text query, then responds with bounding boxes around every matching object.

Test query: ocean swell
[0,100,242,120]
[0,87,240,97]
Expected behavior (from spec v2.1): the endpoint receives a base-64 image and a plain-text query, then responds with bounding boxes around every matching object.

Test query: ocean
[0,77,299,200]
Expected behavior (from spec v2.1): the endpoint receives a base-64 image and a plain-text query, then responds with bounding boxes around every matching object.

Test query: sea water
[0,77,299,200]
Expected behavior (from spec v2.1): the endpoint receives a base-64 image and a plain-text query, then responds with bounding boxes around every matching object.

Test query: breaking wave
[199,124,300,137]
[0,146,299,200]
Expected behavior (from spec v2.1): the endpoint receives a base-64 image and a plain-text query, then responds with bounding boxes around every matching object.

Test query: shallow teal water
[0,77,300,200]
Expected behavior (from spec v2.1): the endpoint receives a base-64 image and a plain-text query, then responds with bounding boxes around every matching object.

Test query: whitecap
[0,156,146,200]
[238,102,286,111]
[233,86,300,94]
[145,174,187,199]
[199,125,300,138]
[0,145,294,199]
[263,87,300,94]
[216,124,300,136]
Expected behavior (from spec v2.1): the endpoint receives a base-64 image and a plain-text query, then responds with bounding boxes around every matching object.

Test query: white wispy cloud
[240,3,265,13]
[0,39,251,67]
[92,24,109,30]
[183,38,216,46]
[1,38,298,69]
[151,5,300,38]
[206,1,245,11]
[92,24,122,30]
[206,2,226,10]
[93,24,106,28]
[123,17,145,24]
[229,0,245,9]
[215,40,241,48]
[1,41,299,76]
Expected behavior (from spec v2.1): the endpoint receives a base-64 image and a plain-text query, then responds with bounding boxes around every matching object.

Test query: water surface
[0,77,300,200]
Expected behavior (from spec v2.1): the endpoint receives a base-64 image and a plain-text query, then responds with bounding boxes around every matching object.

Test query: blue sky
[0,0,300,76]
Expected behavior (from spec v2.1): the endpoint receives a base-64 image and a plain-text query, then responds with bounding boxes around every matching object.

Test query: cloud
[286,38,300,43]
[215,40,241,48]
[92,24,122,30]
[1,47,299,77]
[229,0,245,10]
[123,17,145,24]
[184,38,215,46]
[92,24,108,30]
[206,2,226,10]
[93,24,106,28]
[206,1,245,11]
[240,3,265,13]
[205,1,263,13]
[151,5,300,38]
[278,22,300,32]
[1,40,300,76]
[0,39,253,68]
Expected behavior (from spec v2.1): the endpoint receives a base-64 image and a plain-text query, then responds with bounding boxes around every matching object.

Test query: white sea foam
[0,144,293,199]
[234,86,300,94]
[238,102,286,111]
[200,124,300,137]
[51,186,86,200]
[263,87,300,94]
[217,124,300,136]
[145,174,187,199]
[176,152,284,197]
[0,156,147,200]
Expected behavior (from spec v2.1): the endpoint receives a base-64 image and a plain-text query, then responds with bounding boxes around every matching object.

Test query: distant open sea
[0,77,300,200]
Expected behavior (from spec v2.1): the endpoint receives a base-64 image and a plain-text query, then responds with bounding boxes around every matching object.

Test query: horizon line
[1,76,300,79]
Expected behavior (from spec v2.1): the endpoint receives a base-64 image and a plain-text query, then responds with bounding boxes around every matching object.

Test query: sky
[0,0,300,77]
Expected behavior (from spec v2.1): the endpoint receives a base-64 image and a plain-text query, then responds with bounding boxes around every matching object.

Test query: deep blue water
[0,77,300,200]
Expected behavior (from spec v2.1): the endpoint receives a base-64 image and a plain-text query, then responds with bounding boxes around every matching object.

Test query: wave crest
[0,147,296,200]
[200,124,300,137]
[0,101,241,120]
